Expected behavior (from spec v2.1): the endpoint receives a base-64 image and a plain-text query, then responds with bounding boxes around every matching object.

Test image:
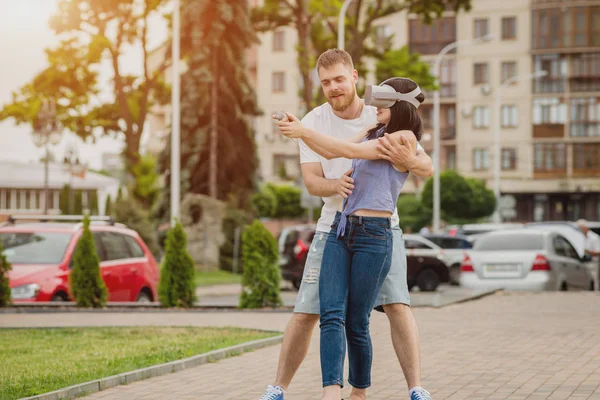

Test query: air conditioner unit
[461,104,473,118]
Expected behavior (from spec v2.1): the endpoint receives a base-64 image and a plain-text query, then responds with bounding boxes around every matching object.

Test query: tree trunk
[209,49,218,199]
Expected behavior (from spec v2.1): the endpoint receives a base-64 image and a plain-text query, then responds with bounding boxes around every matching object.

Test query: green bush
[267,183,304,219]
[397,195,432,233]
[220,206,253,274]
[114,199,160,258]
[69,215,108,308]
[251,189,277,218]
[239,220,282,309]
[0,238,12,307]
[158,221,196,307]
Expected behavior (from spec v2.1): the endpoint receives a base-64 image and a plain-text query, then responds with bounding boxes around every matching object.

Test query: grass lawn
[195,269,242,287]
[0,327,277,400]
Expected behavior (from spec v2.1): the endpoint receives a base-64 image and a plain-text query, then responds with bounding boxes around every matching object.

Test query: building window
[474,18,489,39]
[502,17,517,40]
[534,143,566,172]
[570,97,600,137]
[533,98,567,124]
[473,148,490,171]
[273,154,300,180]
[501,148,517,170]
[501,61,517,84]
[501,105,519,128]
[532,6,600,50]
[573,143,600,174]
[571,53,600,92]
[439,59,457,97]
[376,25,392,46]
[473,63,489,85]
[473,106,490,128]
[409,17,456,55]
[273,30,285,52]
[533,54,567,93]
[272,72,285,93]
[446,147,456,169]
[420,106,432,130]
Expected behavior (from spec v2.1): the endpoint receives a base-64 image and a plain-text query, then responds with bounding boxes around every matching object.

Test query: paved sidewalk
[4,292,600,399]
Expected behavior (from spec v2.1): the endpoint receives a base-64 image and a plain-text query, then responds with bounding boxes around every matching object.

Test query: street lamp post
[492,70,548,223]
[171,0,181,226]
[432,34,493,233]
[338,0,353,50]
[33,99,62,215]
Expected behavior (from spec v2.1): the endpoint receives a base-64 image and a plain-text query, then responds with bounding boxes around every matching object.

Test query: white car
[460,229,594,292]
[403,234,472,285]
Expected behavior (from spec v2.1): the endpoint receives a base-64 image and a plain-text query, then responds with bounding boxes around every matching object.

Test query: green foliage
[219,206,253,273]
[267,184,305,219]
[375,46,438,89]
[0,238,12,307]
[88,191,99,215]
[251,189,277,218]
[239,220,282,309]
[59,184,70,215]
[114,198,160,258]
[0,0,172,176]
[69,215,107,308]
[156,0,260,221]
[104,195,113,217]
[421,170,496,222]
[158,221,197,308]
[397,195,432,233]
[132,155,159,210]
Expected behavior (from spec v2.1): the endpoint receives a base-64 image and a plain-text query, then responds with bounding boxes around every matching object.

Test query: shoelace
[411,389,431,400]
[259,385,283,400]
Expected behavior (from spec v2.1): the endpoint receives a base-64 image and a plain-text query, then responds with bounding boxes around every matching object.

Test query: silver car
[459,229,594,291]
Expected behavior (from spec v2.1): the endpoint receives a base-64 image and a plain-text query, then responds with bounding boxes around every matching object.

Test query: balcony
[441,126,456,140]
[533,78,565,94]
[570,122,600,137]
[532,6,600,51]
[533,124,565,138]
[570,76,600,93]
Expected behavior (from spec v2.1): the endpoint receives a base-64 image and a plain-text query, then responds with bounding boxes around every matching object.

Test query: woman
[277,77,425,400]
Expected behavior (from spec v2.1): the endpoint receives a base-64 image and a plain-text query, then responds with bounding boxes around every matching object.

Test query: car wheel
[51,292,68,302]
[416,269,440,292]
[136,290,153,303]
[292,279,302,290]
[449,264,461,286]
[589,280,595,291]
[560,281,568,291]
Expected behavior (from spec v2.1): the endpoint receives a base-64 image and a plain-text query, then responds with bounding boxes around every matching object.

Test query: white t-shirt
[585,232,600,261]
[299,102,423,233]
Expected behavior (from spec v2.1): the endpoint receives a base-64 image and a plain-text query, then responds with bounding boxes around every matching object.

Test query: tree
[131,155,159,210]
[105,195,113,217]
[239,220,282,309]
[0,0,172,176]
[156,0,260,220]
[396,194,431,233]
[420,170,496,222]
[252,0,472,110]
[0,238,12,307]
[375,46,438,89]
[158,221,196,308]
[69,215,108,307]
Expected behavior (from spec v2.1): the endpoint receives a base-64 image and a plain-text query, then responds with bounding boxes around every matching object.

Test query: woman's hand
[276,113,306,139]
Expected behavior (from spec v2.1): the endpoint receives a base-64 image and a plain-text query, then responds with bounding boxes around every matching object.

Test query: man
[260,49,434,400]
[576,219,600,290]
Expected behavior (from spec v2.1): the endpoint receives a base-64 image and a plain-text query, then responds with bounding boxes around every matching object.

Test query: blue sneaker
[259,385,284,400]
[410,387,432,400]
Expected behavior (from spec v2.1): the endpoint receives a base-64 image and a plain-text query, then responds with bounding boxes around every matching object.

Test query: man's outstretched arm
[376,133,434,178]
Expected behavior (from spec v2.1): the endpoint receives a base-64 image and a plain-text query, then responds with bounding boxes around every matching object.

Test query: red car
[2,215,159,303]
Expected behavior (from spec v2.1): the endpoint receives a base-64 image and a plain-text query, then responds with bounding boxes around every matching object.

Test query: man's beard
[327,86,356,112]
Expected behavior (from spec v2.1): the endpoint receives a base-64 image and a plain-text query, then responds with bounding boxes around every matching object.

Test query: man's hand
[276,113,304,139]
[376,133,417,171]
[334,169,354,198]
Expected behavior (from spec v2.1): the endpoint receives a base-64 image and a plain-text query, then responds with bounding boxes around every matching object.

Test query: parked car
[459,229,594,292]
[404,234,472,285]
[2,215,159,302]
[407,254,450,292]
[447,222,524,243]
[278,224,316,289]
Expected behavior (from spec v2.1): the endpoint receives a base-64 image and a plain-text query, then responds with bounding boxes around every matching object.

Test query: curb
[1,304,294,314]
[19,334,284,400]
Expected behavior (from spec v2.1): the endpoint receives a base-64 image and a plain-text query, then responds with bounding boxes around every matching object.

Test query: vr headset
[364,79,422,109]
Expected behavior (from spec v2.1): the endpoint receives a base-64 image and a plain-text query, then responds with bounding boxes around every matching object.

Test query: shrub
[251,189,277,218]
[239,220,282,309]
[69,215,108,307]
[267,183,304,218]
[158,221,197,307]
[0,238,12,307]
[220,206,253,274]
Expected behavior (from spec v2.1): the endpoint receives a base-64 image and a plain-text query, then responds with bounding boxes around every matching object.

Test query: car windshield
[1,232,72,264]
[427,237,472,249]
[474,233,544,251]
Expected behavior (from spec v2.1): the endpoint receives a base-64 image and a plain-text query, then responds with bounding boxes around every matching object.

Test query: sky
[0,0,169,170]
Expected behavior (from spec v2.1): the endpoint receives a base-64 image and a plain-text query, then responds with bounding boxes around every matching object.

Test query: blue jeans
[319,212,393,389]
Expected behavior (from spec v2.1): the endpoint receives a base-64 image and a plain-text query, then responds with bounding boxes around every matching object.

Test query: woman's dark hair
[366,77,425,141]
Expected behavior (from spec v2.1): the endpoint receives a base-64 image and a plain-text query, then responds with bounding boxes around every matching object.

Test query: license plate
[486,264,519,273]
[278,256,288,265]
